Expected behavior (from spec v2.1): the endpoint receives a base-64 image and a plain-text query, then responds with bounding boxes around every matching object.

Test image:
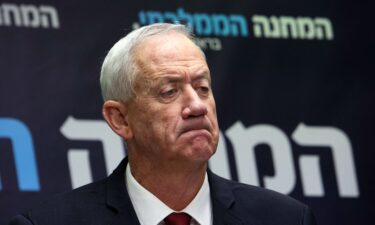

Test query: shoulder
[10,158,129,225]
[209,171,305,207]
[10,178,110,225]
[208,171,316,224]
[38,177,108,208]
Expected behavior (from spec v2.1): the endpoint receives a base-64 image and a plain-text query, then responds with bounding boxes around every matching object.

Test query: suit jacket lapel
[208,170,244,225]
[105,157,141,225]
[103,159,244,225]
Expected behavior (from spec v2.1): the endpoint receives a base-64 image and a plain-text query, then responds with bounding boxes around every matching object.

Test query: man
[10,23,316,225]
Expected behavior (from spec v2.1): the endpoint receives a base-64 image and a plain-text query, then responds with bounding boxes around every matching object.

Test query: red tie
[164,212,191,225]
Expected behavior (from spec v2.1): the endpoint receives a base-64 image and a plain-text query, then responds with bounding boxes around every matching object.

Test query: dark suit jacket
[10,158,316,225]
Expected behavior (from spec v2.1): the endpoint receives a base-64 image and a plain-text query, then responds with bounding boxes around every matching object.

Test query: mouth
[178,118,212,138]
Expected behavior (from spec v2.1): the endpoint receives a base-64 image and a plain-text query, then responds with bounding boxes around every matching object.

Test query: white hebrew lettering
[314,18,334,40]
[207,38,222,51]
[0,3,59,29]
[39,5,59,28]
[252,15,269,38]
[20,5,40,28]
[269,16,281,38]
[61,116,125,188]
[193,38,222,51]
[226,121,296,194]
[279,16,298,39]
[292,123,359,197]
[54,117,358,197]
[2,3,21,26]
[297,17,315,40]
[299,156,324,196]
[67,149,93,188]
[252,15,334,40]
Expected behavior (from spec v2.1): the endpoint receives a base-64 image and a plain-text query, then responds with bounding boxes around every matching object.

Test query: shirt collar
[126,163,212,225]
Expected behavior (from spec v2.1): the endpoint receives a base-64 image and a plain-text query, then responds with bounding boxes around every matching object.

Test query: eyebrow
[192,71,211,82]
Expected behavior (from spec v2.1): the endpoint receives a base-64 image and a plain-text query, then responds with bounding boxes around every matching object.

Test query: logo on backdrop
[0,116,359,198]
[0,3,59,29]
[132,8,334,51]
[0,4,333,43]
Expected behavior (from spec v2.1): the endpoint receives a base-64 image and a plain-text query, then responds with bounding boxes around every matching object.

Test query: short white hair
[100,23,194,102]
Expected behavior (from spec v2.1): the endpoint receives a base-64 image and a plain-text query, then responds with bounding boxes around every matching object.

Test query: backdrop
[0,0,374,224]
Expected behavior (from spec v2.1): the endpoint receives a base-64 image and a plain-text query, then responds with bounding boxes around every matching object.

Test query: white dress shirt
[125,164,213,225]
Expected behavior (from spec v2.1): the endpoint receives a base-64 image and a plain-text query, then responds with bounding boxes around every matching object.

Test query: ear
[102,100,133,140]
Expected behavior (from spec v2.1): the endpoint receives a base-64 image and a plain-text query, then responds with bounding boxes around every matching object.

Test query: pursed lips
[177,117,212,137]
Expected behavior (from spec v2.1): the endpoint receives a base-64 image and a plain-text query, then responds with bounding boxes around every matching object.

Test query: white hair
[100,23,195,102]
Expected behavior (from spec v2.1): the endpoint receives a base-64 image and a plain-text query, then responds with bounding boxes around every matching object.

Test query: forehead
[133,32,209,79]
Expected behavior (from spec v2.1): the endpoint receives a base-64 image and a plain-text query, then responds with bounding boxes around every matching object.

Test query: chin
[188,142,216,162]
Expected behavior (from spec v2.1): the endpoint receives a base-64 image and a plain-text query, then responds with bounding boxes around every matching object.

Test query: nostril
[182,101,208,119]
[190,102,207,116]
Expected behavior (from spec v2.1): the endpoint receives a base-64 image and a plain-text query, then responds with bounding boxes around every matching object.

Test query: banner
[1,0,374,224]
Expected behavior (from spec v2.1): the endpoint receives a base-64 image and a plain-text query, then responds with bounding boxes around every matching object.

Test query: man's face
[126,32,219,166]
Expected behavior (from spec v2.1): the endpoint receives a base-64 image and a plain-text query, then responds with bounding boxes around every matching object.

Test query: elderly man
[10,23,316,225]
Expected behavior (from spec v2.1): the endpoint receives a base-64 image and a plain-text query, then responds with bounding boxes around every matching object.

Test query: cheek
[208,101,220,139]
[159,112,179,137]
[129,106,155,135]
[141,107,179,141]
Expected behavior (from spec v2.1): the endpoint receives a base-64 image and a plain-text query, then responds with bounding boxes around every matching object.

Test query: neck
[128,155,207,211]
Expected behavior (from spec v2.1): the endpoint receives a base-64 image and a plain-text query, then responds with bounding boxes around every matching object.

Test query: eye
[196,85,210,96]
[160,88,178,99]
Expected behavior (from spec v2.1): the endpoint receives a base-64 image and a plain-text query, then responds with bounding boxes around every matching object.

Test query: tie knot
[164,212,191,225]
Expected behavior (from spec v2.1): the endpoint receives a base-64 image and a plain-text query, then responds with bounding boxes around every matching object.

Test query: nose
[181,86,208,119]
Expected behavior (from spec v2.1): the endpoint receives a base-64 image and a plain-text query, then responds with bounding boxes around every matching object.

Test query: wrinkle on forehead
[134,32,205,65]
[152,69,211,84]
